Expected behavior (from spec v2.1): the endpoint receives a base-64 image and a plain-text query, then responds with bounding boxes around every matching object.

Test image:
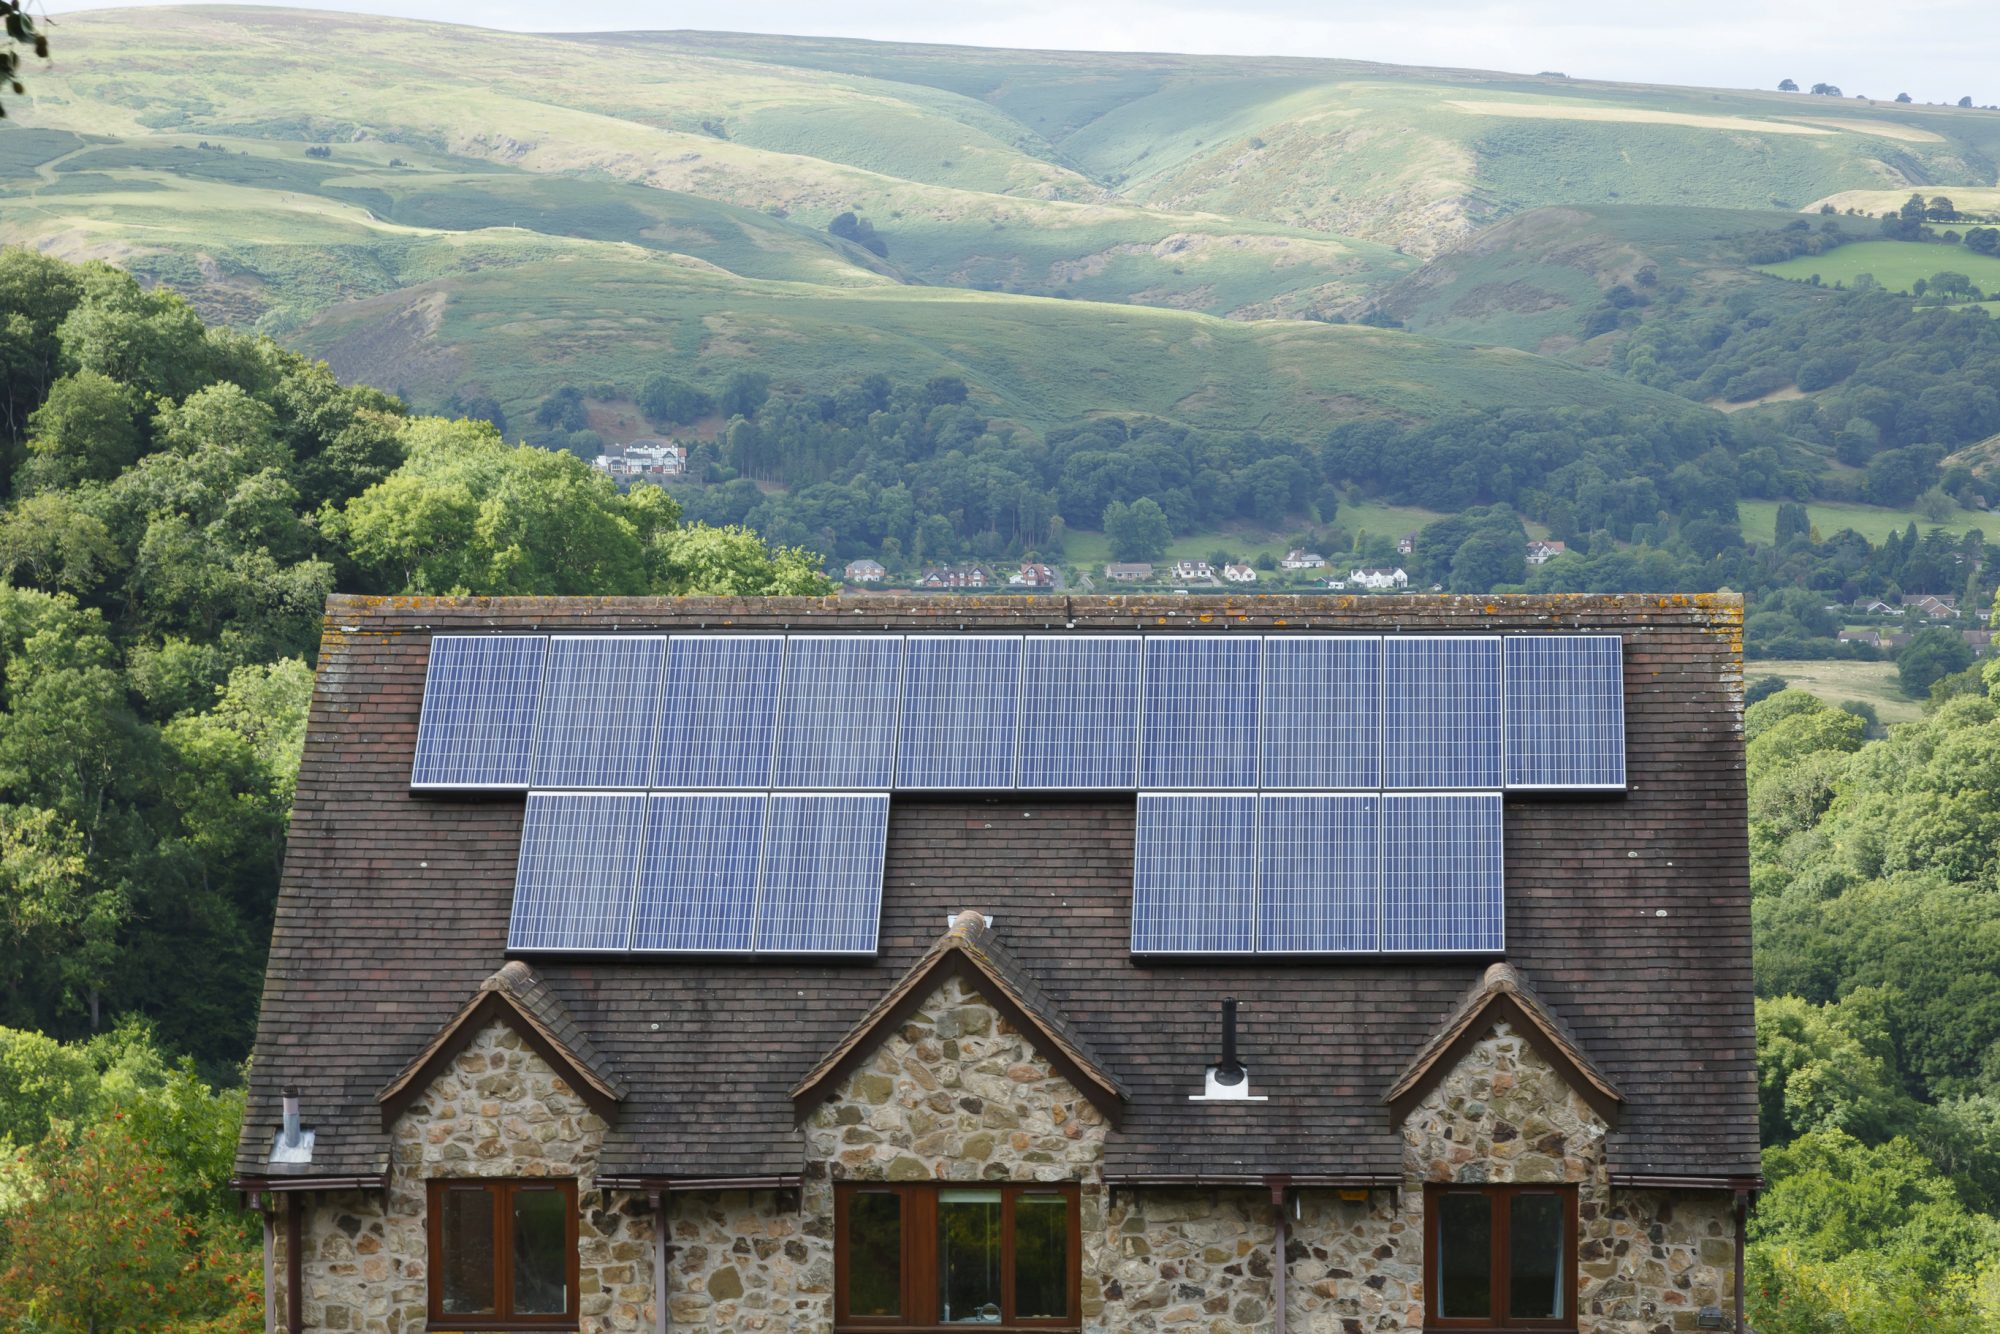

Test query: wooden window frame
[1423,1184,1578,1332]
[834,1182,1082,1331]
[426,1177,581,1332]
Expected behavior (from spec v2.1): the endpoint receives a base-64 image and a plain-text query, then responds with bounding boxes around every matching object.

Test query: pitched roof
[232,593,1757,1188]
[376,961,628,1125]
[1384,962,1621,1127]
[792,909,1127,1124]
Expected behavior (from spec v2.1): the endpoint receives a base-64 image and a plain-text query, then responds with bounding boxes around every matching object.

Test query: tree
[1929,196,1960,222]
[827,211,888,258]
[1779,78,1799,92]
[1101,498,1170,563]
[1918,485,1957,523]
[1775,501,1811,546]
[533,385,587,434]
[22,370,144,486]
[718,370,772,420]
[1961,96,1975,108]
[0,1,49,119]
[638,373,712,427]
[1811,83,1843,97]
[1897,626,1974,696]
[1897,92,1913,103]
[1967,227,2000,257]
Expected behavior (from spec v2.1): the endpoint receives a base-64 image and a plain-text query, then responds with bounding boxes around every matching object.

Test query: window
[1425,1185,1576,1329]
[836,1182,1080,1329]
[427,1179,579,1330]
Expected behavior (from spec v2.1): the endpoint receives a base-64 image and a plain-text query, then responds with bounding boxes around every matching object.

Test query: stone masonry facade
[272,1005,1736,1333]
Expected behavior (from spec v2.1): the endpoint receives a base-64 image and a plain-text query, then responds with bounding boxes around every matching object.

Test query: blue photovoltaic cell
[1139,638,1261,788]
[652,636,784,788]
[631,793,766,952]
[507,792,646,952]
[1258,794,1380,952]
[772,637,903,788]
[530,637,668,789]
[1504,635,1626,789]
[1381,793,1504,953]
[1018,637,1142,789]
[1130,793,1257,953]
[1382,637,1502,789]
[411,635,547,789]
[896,636,1021,788]
[1259,637,1382,789]
[754,794,890,953]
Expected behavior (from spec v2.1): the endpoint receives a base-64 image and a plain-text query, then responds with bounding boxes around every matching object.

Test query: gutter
[1101,1172,1398,1190]
[595,1174,802,1193]
[231,1173,389,1194]
[261,1197,276,1334]
[1607,1173,1765,1191]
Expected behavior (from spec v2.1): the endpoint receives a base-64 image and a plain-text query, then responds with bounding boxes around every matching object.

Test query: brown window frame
[835,1181,1082,1331]
[1423,1184,1578,1331]
[426,1177,581,1332]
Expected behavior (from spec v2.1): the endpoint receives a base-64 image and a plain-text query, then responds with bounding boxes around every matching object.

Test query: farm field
[1755,239,2000,293]
[1738,498,1994,544]
[1746,657,1921,723]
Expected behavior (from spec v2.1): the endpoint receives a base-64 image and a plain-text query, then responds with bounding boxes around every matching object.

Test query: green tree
[637,373,712,427]
[1899,625,1974,696]
[22,370,144,487]
[718,370,772,420]
[1101,498,1170,563]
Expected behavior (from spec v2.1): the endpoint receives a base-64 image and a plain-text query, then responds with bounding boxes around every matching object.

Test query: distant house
[1525,540,1567,566]
[1852,599,1900,616]
[594,439,687,481]
[1397,532,1417,556]
[1907,594,1961,620]
[844,559,887,583]
[1837,629,1882,649]
[919,566,989,590]
[1350,567,1410,591]
[1009,562,1055,589]
[1222,563,1257,584]
[1964,629,1994,656]
[1104,562,1154,583]
[1171,560,1214,583]
[1280,549,1328,571]
[1880,631,1913,650]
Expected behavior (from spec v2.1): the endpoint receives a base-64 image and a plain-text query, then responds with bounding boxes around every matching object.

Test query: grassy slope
[1738,498,1993,544]
[1756,239,2000,293]
[1746,658,1921,723]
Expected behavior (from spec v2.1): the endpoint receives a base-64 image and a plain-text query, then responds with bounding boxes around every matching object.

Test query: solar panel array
[508,791,888,955]
[410,632,1625,794]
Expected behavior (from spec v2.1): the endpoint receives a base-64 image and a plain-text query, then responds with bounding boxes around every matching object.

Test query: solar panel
[1259,637,1382,789]
[530,637,668,789]
[896,636,1021,788]
[652,636,784,789]
[1504,635,1626,789]
[1258,794,1380,952]
[772,637,903,788]
[1381,793,1503,953]
[1138,638,1261,788]
[1018,636,1142,789]
[410,635,547,789]
[1130,792,1258,953]
[1382,637,1502,789]
[507,792,646,952]
[754,793,890,953]
[631,793,767,952]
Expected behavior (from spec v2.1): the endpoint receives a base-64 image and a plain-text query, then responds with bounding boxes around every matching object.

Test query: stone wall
[271,1008,1737,1333]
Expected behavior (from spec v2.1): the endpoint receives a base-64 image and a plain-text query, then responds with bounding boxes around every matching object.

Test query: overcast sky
[42,0,1998,106]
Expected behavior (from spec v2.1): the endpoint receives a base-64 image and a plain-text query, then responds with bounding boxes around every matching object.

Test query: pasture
[1746,658,1921,724]
[1755,239,2000,294]
[1738,498,1993,544]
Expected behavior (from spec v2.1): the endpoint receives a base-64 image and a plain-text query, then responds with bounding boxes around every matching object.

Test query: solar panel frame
[1380,792,1504,954]
[753,792,890,955]
[1130,791,1259,954]
[1382,636,1503,790]
[506,791,647,953]
[1138,637,1261,789]
[410,634,548,790]
[1259,636,1383,789]
[771,636,904,789]
[1257,793,1381,953]
[529,636,669,789]
[895,635,1023,789]
[651,636,786,789]
[1017,635,1143,790]
[630,792,767,953]
[1503,634,1627,790]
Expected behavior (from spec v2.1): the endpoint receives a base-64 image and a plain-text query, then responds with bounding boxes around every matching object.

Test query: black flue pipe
[1215,998,1245,1085]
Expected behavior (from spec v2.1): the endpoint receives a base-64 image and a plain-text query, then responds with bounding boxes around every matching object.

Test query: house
[1171,559,1214,582]
[1010,562,1055,589]
[1350,566,1410,591]
[593,439,687,481]
[1223,562,1257,583]
[1280,549,1328,570]
[1525,539,1567,565]
[1964,629,1994,656]
[1104,562,1153,582]
[1397,532,1417,556]
[236,594,1756,1334]
[1837,629,1882,649]
[1852,598,1900,616]
[1906,594,1961,619]
[919,566,989,590]
[844,559,887,583]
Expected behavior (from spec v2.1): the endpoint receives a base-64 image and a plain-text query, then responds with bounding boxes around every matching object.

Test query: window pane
[1013,1193,1070,1319]
[439,1187,496,1315]
[937,1188,1003,1324]
[1436,1192,1493,1319]
[1508,1193,1566,1319]
[511,1187,570,1316]
[847,1191,904,1318]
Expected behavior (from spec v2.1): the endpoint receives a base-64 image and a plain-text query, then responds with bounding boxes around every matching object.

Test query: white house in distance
[593,439,688,481]
[1172,560,1214,583]
[1223,562,1257,583]
[1525,539,1567,566]
[843,559,887,583]
[1281,549,1328,570]
[1350,567,1410,591]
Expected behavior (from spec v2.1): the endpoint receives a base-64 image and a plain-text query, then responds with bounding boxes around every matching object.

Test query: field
[1056,498,1456,571]
[1746,657,1921,723]
[1738,498,1995,544]
[1755,239,2000,293]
